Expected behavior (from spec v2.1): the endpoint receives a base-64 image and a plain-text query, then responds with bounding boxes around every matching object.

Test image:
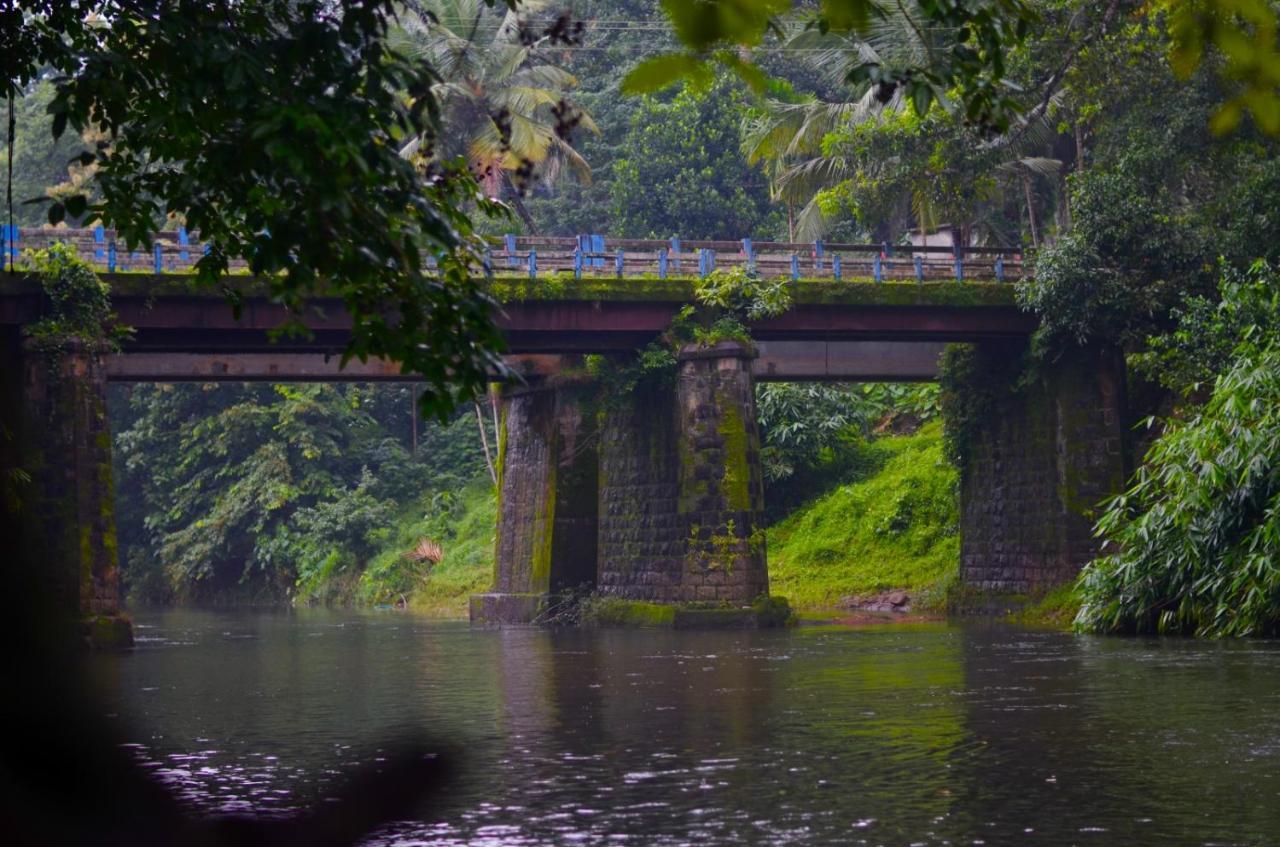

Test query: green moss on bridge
[490,274,1018,307]
[4,272,1019,309]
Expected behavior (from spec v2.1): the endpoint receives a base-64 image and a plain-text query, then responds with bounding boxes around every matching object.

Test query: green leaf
[621,54,707,94]
[1208,100,1243,136]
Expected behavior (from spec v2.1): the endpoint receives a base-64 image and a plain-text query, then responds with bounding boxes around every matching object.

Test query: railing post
[995,255,1004,283]
[670,236,681,273]
[698,248,716,278]
[873,253,882,284]
[505,233,519,267]
[177,227,190,263]
[615,248,624,278]
[741,237,754,272]
[814,239,824,272]
[108,242,117,273]
[153,243,163,274]
[914,255,923,283]
[658,248,668,279]
[592,234,606,269]
[573,248,582,279]
[93,225,106,263]
[528,249,537,280]
[790,253,799,281]
[1,224,17,271]
[833,253,842,281]
[954,255,964,283]
[483,245,493,275]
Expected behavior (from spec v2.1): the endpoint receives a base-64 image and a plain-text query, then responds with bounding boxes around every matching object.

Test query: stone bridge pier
[472,342,768,625]
[474,338,1131,624]
[1,330,133,648]
[956,342,1130,598]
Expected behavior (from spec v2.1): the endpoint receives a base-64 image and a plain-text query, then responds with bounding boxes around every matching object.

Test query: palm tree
[742,3,1061,246]
[398,0,598,231]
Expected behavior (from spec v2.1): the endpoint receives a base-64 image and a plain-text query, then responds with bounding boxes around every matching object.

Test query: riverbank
[365,424,960,621]
[767,422,958,612]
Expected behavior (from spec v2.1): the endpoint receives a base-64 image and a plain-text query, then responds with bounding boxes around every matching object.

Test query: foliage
[0,81,93,226]
[611,76,782,239]
[1017,147,1211,351]
[1077,267,1280,637]
[767,422,958,609]
[397,0,598,229]
[625,0,1034,133]
[362,480,497,613]
[20,242,120,343]
[693,265,792,320]
[1162,0,1280,134]
[6,0,511,421]
[756,381,939,488]
[937,342,1026,467]
[1132,261,1280,395]
[112,382,489,604]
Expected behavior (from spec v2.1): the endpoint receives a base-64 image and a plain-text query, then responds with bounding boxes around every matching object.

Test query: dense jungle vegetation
[7,0,1280,629]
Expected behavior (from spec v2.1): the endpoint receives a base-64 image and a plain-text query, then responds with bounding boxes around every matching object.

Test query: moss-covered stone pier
[472,341,770,625]
[1,331,132,648]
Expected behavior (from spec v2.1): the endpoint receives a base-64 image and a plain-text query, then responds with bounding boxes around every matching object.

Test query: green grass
[359,479,496,617]
[1006,583,1083,629]
[766,422,959,611]
[411,482,497,616]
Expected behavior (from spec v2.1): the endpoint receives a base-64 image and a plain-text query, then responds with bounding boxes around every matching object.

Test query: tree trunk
[475,400,497,485]
[503,173,539,234]
[1022,170,1040,248]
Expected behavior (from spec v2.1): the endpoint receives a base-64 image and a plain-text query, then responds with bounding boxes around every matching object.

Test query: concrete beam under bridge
[753,341,944,382]
[104,353,586,383]
[105,344,947,383]
[104,352,413,382]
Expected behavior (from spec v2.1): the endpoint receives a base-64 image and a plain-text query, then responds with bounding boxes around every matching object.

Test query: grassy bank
[360,478,496,617]
[353,426,959,618]
[766,422,959,611]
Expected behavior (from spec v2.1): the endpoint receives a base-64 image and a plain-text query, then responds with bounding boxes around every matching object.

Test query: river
[88,609,1280,845]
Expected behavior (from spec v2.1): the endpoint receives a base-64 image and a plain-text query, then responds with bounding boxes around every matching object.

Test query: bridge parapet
[3,227,1023,284]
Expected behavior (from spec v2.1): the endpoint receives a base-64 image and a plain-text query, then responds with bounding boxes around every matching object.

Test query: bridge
[0,229,1126,640]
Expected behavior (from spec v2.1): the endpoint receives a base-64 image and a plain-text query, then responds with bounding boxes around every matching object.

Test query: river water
[89,609,1280,845]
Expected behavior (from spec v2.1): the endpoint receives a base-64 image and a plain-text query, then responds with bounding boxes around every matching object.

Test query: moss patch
[766,422,959,610]
[579,596,677,627]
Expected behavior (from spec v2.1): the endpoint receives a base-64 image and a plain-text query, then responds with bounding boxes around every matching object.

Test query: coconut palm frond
[492,85,563,114]
[400,0,594,201]
[794,194,842,241]
[775,155,853,204]
[550,135,593,184]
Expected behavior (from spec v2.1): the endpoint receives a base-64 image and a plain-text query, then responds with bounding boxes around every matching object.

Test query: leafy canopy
[5,0,514,419]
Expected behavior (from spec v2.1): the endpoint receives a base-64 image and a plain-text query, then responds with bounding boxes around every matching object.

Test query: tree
[397,0,599,232]
[611,76,781,239]
[112,382,490,603]
[0,82,91,226]
[623,0,1035,133]
[1076,266,1280,636]
[5,0,513,420]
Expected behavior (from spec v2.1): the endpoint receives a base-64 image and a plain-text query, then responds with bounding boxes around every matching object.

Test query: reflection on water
[90,610,1280,845]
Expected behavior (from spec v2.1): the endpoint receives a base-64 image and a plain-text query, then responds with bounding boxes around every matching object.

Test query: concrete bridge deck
[1,272,1031,381]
